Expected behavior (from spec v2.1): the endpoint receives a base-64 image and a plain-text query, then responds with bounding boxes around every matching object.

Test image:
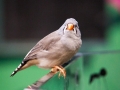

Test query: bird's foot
[51,66,66,78]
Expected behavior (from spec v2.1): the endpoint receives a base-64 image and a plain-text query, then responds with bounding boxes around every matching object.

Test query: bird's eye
[73,28,77,34]
[75,25,78,28]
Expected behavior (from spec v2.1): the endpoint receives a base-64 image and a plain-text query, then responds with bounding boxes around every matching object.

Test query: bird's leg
[51,66,66,78]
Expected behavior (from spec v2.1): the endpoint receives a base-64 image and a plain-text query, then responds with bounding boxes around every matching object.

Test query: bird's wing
[23,31,61,61]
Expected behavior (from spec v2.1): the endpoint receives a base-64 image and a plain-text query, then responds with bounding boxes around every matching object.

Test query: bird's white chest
[36,59,51,68]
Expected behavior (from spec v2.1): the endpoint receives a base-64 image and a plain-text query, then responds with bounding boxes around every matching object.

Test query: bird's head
[58,18,81,37]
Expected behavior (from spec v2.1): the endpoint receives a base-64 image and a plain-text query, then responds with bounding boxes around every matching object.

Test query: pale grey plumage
[10,18,82,76]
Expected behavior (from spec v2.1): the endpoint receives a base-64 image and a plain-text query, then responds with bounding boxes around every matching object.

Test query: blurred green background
[0,0,120,90]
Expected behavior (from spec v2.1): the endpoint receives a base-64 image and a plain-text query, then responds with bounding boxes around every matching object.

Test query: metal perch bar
[25,72,56,90]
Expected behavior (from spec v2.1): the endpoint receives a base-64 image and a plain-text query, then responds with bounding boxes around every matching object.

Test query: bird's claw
[51,66,66,78]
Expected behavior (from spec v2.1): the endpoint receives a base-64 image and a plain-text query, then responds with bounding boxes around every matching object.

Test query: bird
[10,18,82,78]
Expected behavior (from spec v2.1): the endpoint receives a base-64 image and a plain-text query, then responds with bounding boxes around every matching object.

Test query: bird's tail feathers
[10,61,27,77]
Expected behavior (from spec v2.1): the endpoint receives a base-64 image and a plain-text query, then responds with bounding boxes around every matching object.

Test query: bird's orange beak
[67,24,74,31]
